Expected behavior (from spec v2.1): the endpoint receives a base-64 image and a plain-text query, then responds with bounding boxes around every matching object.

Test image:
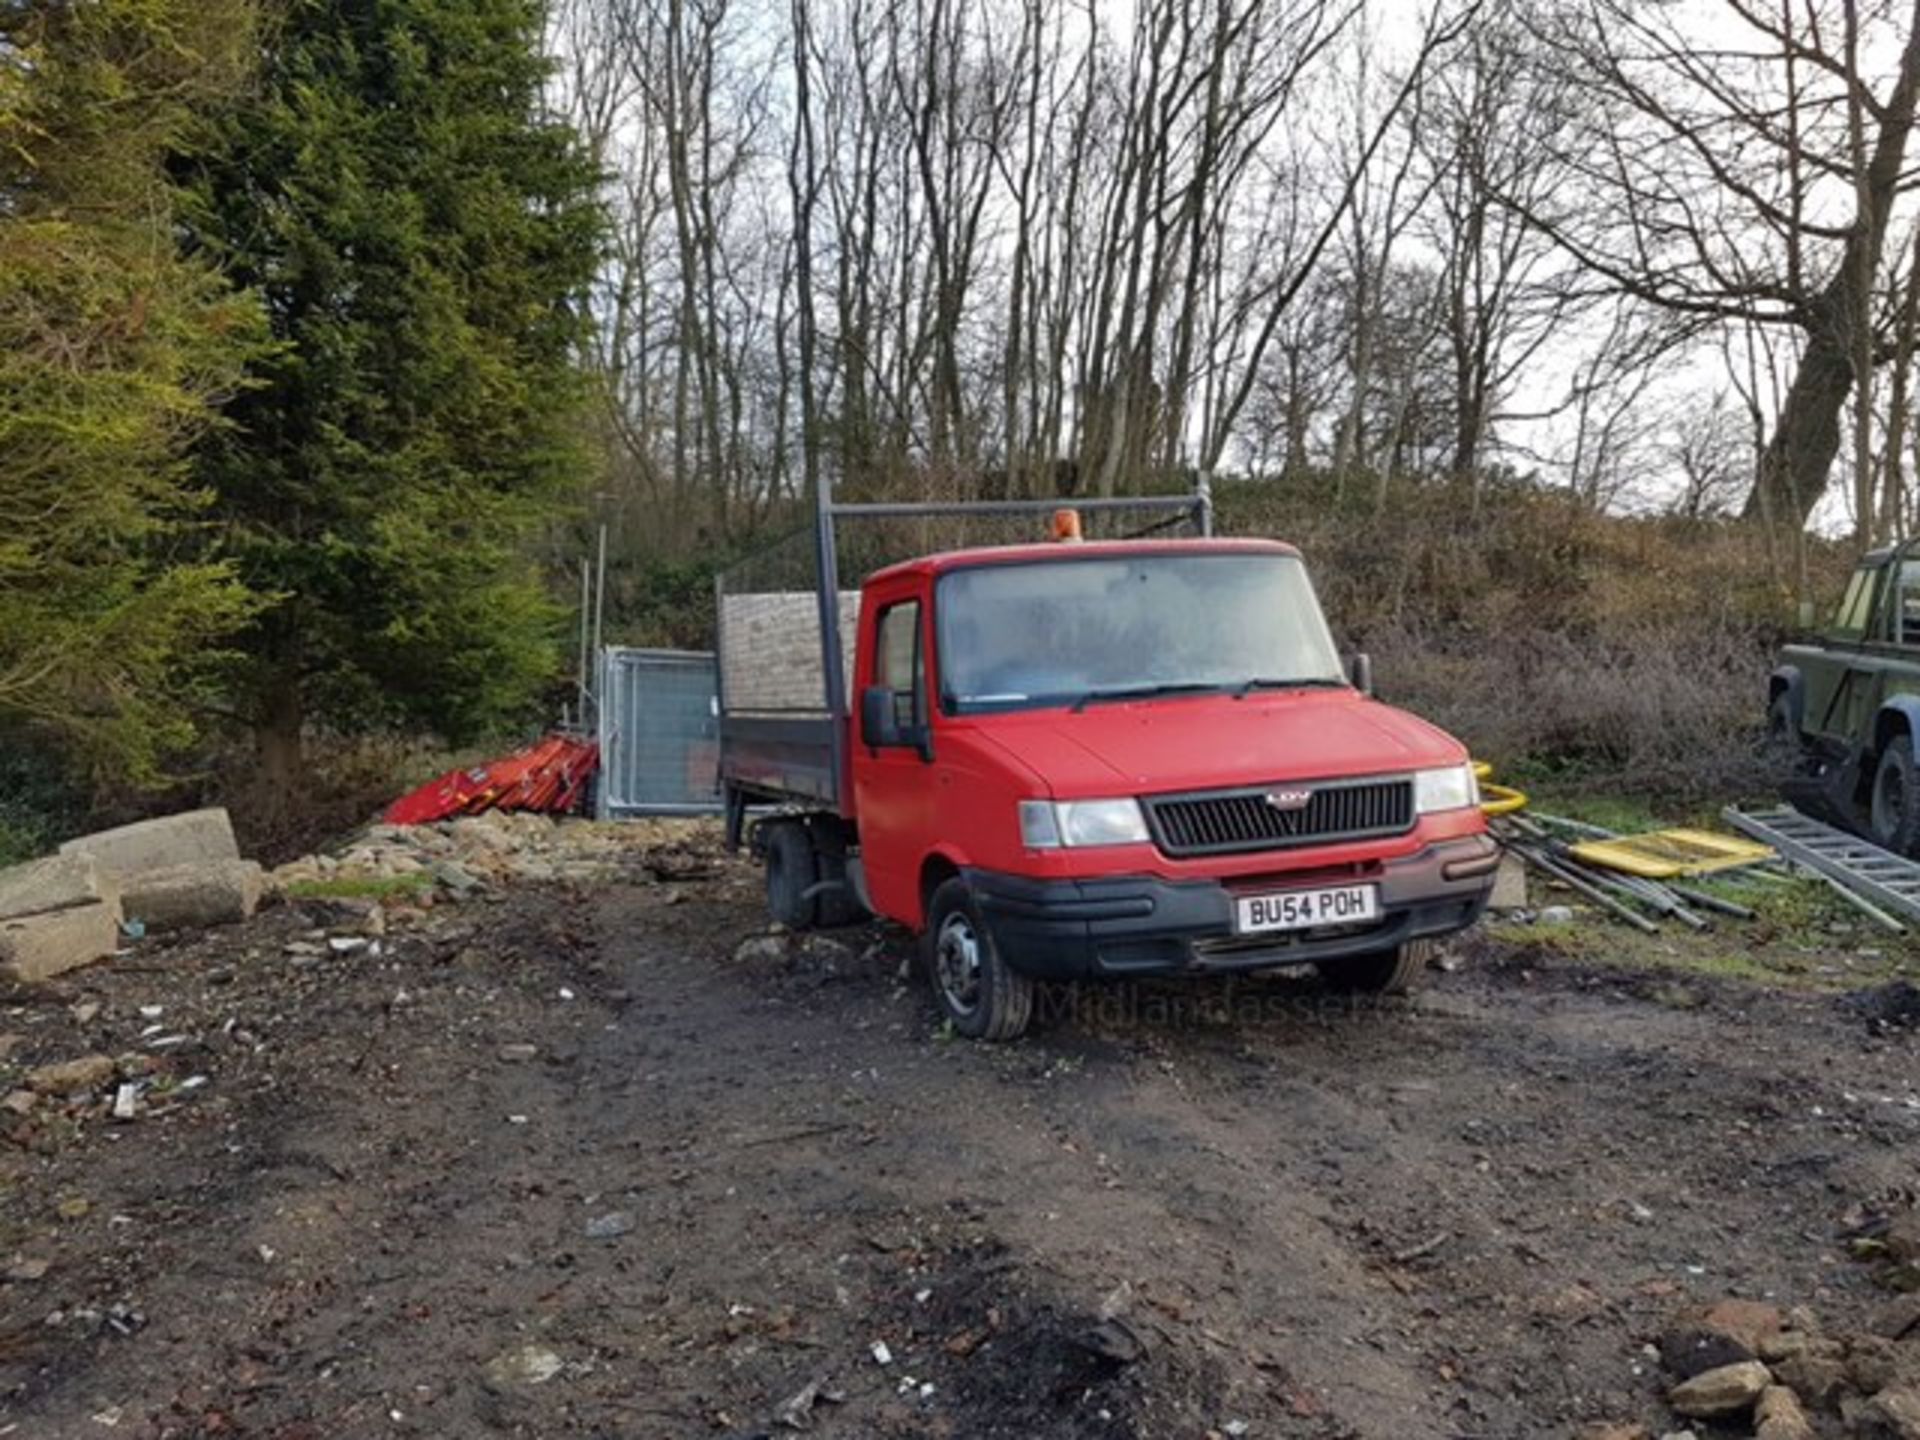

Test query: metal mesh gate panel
[597,648,721,817]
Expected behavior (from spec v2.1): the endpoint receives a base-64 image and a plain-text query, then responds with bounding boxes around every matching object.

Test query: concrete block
[1489,851,1528,910]
[0,901,119,983]
[60,807,240,881]
[119,859,263,933]
[0,853,119,922]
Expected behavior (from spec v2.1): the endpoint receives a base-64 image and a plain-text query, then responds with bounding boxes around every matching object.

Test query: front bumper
[966,836,1497,980]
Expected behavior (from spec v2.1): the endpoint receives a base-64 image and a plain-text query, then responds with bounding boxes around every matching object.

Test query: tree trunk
[1744,297,1860,526]
[254,677,303,819]
[1744,0,1920,525]
[1882,230,1920,537]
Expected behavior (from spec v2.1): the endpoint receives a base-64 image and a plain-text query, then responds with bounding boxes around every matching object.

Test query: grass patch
[1484,917,1596,959]
[1485,862,1918,991]
[1484,837,1920,992]
[0,815,49,869]
[281,872,434,902]
[1511,783,1712,836]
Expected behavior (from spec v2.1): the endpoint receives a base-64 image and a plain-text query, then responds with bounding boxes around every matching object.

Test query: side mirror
[861,685,935,761]
[1349,651,1374,697]
[861,685,899,749]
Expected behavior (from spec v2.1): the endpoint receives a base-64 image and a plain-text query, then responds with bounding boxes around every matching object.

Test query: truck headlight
[1018,798,1150,848]
[1413,763,1480,815]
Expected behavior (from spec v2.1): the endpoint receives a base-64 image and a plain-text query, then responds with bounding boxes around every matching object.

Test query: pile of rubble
[0,806,708,990]
[0,811,699,1141]
[1598,1280,1920,1440]
[265,811,700,897]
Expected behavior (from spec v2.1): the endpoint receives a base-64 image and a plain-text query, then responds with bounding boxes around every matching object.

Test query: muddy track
[2,860,1916,1439]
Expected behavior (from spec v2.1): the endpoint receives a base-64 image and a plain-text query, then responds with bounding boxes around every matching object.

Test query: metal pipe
[1501,814,1554,842]
[1512,845,1661,934]
[591,522,607,725]
[1569,863,1668,916]
[1604,871,1711,930]
[813,475,848,813]
[1717,862,1795,886]
[576,557,591,725]
[712,571,729,715]
[1668,884,1758,920]
[1500,819,1696,924]
[1527,812,1619,839]
[1823,875,1909,934]
[829,495,1199,519]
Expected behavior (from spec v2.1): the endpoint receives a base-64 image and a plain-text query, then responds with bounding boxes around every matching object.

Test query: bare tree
[1321,14,1436,487]
[1412,0,1579,489]
[1665,390,1753,518]
[1882,224,1920,534]
[1512,0,1920,530]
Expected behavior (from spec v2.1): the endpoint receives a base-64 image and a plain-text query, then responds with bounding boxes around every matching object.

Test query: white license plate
[1234,884,1379,934]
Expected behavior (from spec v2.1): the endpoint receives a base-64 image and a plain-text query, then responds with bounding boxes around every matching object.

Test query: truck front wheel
[1871,736,1920,856]
[925,878,1033,1041]
[1321,938,1433,996]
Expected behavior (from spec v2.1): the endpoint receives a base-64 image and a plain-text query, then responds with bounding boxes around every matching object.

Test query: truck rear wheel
[809,826,869,929]
[1321,938,1433,996]
[764,820,819,929]
[925,878,1033,1041]
[1871,736,1920,856]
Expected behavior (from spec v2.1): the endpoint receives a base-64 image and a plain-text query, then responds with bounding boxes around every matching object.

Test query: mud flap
[1783,754,1864,835]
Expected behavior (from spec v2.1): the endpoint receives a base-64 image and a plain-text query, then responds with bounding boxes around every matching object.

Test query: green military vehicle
[1770,543,1920,854]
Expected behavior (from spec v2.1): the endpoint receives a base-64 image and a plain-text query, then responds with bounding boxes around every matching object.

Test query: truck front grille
[1145,778,1414,857]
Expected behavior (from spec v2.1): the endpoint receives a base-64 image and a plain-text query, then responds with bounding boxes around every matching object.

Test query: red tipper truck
[717,487,1497,1040]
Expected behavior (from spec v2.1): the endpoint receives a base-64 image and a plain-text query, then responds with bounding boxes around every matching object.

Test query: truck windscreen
[936,552,1347,713]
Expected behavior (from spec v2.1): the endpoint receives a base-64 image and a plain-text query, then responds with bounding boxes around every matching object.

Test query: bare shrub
[74,732,482,866]
[1370,621,1776,800]
[1219,477,1846,803]
[206,733,485,864]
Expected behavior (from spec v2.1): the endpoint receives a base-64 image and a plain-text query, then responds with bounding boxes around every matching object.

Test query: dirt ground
[3,824,1919,1439]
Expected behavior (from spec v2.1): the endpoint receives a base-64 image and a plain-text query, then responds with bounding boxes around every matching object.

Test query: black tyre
[813,870,868,928]
[1320,938,1433,995]
[1870,735,1920,856]
[924,877,1034,1041]
[764,821,819,929]
[809,826,870,929]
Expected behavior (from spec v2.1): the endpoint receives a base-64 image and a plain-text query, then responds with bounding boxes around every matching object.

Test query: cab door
[1807,563,1885,743]
[850,580,939,925]
[1848,555,1920,748]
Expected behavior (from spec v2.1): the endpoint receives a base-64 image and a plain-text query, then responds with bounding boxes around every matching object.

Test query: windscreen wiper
[1230,677,1350,699]
[1068,682,1228,714]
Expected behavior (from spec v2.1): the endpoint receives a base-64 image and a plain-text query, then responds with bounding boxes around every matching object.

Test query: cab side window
[873,600,925,727]
[1895,562,1920,648]
[1832,567,1881,641]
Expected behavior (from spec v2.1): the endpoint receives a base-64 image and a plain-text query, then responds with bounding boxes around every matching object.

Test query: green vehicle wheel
[1870,736,1920,857]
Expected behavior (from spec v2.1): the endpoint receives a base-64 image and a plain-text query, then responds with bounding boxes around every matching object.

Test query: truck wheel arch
[917,853,963,931]
[1768,665,1804,733]
[1873,697,1920,758]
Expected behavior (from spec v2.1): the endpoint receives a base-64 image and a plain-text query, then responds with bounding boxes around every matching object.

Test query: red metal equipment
[383,734,599,825]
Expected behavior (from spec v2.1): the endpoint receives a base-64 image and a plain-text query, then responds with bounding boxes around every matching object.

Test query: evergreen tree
[0,0,266,781]
[181,0,604,790]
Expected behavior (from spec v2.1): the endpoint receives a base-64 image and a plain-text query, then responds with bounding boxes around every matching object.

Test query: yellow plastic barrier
[1568,830,1775,879]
